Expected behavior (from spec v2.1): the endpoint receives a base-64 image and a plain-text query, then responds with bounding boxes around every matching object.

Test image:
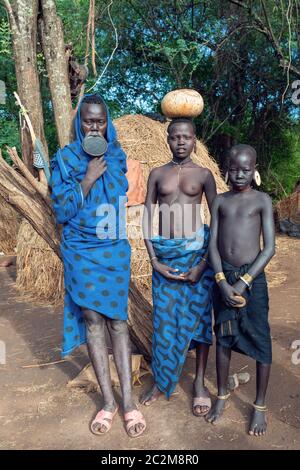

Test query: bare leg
[206,345,231,424]
[82,308,117,433]
[107,318,146,436]
[193,343,211,416]
[249,362,271,436]
[140,382,163,406]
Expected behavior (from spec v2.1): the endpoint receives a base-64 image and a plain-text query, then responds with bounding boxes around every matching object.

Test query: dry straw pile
[16,220,64,304]
[0,194,21,254]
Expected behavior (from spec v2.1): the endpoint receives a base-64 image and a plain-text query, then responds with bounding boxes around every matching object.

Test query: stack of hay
[15,115,227,308]
[0,194,21,255]
[16,220,64,304]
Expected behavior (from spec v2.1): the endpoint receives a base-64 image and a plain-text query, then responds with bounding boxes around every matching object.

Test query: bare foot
[140,383,162,406]
[193,382,211,416]
[205,398,229,425]
[249,408,267,436]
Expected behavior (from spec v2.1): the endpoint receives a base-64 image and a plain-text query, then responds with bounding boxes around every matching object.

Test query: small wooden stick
[21,359,68,369]
[13,91,49,187]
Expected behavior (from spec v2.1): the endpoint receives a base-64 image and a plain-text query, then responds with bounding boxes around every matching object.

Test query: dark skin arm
[181,169,217,284]
[209,194,276,305]
[142,169,182,280]
[204,169,218,212]
[209,195,241,306]
[233,194,275,296]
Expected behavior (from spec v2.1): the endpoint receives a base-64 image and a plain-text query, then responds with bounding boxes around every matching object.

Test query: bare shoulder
[148,166,162,179]
[191,164,211,175]
[150,163,170,174]
[252,189,272,207]
[212,191,228,207]
[217,190,231,200]
[191,164,215,182]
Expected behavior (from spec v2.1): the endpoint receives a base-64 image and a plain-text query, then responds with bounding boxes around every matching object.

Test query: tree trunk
[3,0,48,167]
[38,0,73,148]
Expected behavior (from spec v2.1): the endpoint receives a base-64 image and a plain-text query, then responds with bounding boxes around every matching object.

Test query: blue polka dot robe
[50,95,131,357]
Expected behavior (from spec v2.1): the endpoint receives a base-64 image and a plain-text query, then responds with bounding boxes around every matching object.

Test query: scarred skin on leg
[83,309,116,434]
[83,308,145,436]
[206,144,275,435]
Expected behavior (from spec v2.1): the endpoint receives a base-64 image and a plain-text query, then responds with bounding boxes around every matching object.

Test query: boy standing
[207,144,275,436]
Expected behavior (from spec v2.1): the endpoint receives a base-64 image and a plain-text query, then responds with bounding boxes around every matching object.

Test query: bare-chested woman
[140,118,216,417]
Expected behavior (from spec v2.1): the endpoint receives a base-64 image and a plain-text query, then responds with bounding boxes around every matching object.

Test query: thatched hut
[16,220,64,304]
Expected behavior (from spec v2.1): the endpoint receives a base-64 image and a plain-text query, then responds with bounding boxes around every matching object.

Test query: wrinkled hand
[219,281,242,307]
[179,264,206,284]
[152,260,184,280]
[85,156,107,183]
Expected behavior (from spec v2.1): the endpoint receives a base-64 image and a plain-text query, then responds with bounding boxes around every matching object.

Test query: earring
[194,143,197,153]
[254,170,261,186]
[225,171,229,184]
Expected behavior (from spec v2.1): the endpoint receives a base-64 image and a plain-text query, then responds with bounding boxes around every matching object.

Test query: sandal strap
[94,409,116,421]
[193,396,212,407]
[124,409,146,429]
[91,407,118,432]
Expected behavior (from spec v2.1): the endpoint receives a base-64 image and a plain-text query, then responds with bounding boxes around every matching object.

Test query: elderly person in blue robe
[51,94,146,438]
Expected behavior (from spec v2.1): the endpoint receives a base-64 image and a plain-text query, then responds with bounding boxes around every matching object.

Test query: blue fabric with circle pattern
[50,94,131,357]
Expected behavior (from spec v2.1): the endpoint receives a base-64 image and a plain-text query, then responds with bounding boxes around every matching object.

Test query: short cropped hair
[229,144,257,163]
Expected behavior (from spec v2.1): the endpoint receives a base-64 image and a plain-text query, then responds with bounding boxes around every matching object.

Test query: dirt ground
[0,234,299,450]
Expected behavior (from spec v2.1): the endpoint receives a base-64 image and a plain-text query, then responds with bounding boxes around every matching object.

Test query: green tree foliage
[0,7,20,161]
[1,0,300,199]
